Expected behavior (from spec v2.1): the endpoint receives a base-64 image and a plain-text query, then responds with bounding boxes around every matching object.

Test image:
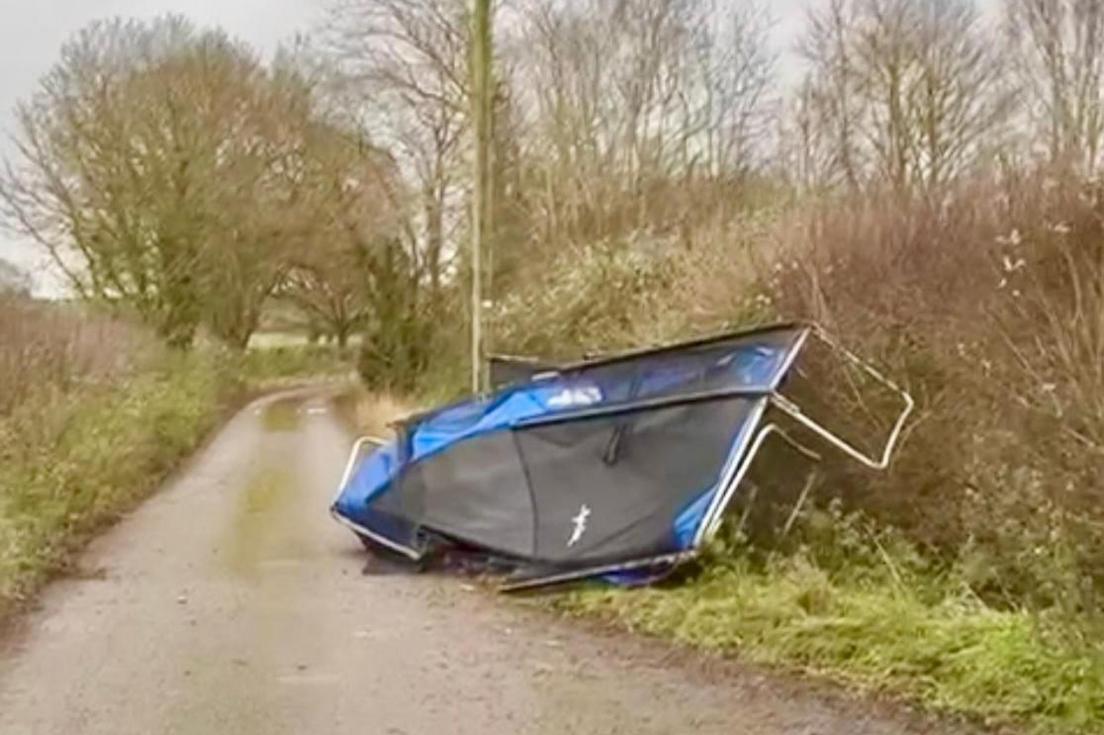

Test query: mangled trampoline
[332,322,912,591]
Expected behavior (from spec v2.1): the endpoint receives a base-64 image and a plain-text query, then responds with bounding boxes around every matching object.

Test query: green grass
[238,344,355,386]
[0,353,234,617]
[553,533,1104,734]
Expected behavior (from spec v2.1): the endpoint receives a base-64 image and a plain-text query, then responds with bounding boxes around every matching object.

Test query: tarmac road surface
[0,389,971,735]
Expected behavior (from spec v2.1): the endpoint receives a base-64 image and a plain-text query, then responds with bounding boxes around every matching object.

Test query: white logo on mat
[568,504,591,547]
[548,387,603,409]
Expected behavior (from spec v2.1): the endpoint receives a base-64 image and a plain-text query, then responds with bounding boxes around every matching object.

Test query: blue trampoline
[332,323,912,591]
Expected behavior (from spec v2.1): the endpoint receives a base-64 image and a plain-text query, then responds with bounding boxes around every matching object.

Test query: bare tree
[1005,0,1104,173]
[686,1,776,180]
[276,118,406,348]
[799,0,864,189]
[514,0,774,243]
[798,0,1014,194]
[1,18,202,345]
[0,17,319,348]
[776,78,840,194]
[321,0,470,305]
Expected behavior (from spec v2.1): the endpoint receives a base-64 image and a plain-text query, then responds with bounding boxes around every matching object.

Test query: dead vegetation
[0,296,157,416]
[0,296,233,617]
[769,174,1104,611]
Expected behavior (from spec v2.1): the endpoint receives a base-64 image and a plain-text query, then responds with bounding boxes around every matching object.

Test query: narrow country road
[0,390,965,735]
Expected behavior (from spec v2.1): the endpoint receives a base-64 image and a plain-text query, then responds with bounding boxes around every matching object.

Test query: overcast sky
[0,0,995,295]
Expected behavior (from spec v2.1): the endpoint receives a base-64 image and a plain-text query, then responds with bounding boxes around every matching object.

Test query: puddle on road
[329,391,359,431]
[221,468,308,579]
[261,398,302,432]
[169,408,345,731]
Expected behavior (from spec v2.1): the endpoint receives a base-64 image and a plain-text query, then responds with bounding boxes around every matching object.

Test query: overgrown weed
[489,169,1104,730]
[0,347,234,618]
[238,344,355,386]
[557,509,1104,733]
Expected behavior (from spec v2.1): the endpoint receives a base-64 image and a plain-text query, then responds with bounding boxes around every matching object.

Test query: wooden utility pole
[470,0,493,394]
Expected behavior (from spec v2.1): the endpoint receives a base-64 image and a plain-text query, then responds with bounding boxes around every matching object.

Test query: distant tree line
[0,17,410,355]
[3,1,1104,382]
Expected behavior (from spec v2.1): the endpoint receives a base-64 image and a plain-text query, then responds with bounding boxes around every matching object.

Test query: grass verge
[349,390,1104,732]
[552,534,1104,734]
[238,344,355,387]
[0,353,237,618]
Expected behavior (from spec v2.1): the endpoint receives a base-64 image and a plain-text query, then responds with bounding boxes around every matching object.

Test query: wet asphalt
[0,389,970,735]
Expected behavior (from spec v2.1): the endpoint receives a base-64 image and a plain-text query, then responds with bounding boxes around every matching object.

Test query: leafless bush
[494,158,1104,609]
[0,298,155,416]
[763,171,1104,608]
